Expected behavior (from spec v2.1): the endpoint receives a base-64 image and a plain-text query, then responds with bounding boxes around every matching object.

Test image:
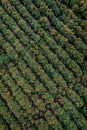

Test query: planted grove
[0,0,87,130]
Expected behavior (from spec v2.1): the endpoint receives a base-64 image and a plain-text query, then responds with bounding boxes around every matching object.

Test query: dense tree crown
[0,0,87,129]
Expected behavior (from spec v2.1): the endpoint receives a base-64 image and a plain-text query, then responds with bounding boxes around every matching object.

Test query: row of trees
[48,0,87,43]
[0,0,85,99]
[62,0,87,20]
[73,83,87,102]
[33,0,86,48]
[60,96,87,130]
[0,1,86,129]
[0,66,73,130]
[52,105,78,130]
[0,0,85,107]
[0,0,83,78]
[1,36,85,130]
[0,9,67,93]
[0,36,49,113]
[1,72,86,130]
[22,0,87,67]
[44,0,87,47]
[1,1,75,85]
[0,43,86,128]
[0,22,58,98]
[0,19,75,102]
[1,26,61,112]
[16,0,85,64]
[0,51,85,129]
[13,0,83,77]
[0,79,28,127]
[0,115,9,130]
[0,96,22,130]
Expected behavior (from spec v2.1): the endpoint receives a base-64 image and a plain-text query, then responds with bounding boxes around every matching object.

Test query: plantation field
[0,0,87,130]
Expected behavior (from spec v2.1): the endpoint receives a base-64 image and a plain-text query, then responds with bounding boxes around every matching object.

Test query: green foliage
[0,0,86,129]
[39,16,50,30]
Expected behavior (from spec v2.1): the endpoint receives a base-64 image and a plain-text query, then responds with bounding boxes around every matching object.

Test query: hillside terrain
[0,0,87,130]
